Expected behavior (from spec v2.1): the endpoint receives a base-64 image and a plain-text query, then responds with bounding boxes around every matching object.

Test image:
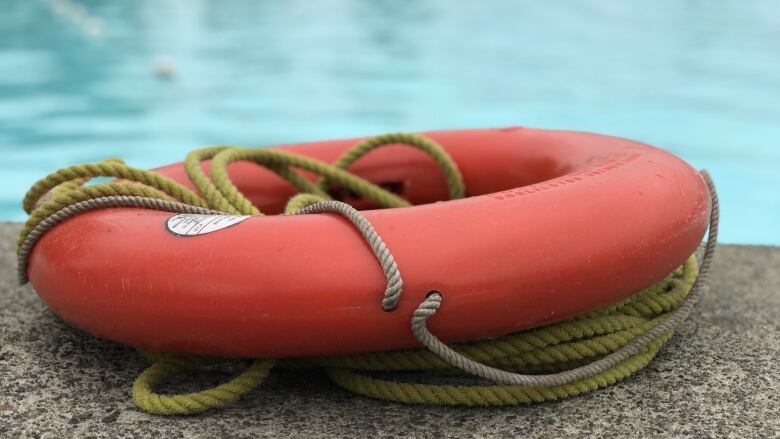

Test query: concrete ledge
[1,222,778,438]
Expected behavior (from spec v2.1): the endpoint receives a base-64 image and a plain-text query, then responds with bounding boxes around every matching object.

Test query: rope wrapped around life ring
[16,133,717,414]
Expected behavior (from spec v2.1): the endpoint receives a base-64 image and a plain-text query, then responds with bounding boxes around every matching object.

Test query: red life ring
[26,127,710,358]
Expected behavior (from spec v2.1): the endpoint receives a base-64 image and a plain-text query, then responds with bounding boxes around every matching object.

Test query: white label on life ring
[166,214,250,237]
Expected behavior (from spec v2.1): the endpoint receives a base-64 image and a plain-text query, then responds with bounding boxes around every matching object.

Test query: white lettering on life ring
[166,214,250,237]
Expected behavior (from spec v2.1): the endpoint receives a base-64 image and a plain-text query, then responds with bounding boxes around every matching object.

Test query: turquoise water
[1,0,778,244]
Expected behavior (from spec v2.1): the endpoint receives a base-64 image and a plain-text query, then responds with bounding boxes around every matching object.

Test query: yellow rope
[325,334,671,405]
[317,132,466,200]
[208,147,411,214]
[18,133,698,414]
[133,356,274,415]
[17,182,176,252]
[22,160,207,214]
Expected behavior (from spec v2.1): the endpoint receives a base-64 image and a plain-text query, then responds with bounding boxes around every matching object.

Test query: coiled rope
[17,133,717,414]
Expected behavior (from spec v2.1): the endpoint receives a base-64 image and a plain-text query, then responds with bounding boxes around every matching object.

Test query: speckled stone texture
[1,222,778,438]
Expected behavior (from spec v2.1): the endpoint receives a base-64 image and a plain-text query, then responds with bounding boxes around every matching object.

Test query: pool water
[1,0,778,244]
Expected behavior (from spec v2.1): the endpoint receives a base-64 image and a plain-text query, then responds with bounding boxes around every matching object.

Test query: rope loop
[22,160,208,214]
[132,358,274,415]
[293,200,404,311]
[319,132,466,200]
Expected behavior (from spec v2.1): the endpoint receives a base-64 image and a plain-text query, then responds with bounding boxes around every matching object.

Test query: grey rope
[17,196,223,284]
[410,170,719,386]
[18,196,407,314]
[294,200,404,311]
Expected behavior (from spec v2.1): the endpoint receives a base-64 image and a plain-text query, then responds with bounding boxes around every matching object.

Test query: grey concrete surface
[1,221,778,438]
